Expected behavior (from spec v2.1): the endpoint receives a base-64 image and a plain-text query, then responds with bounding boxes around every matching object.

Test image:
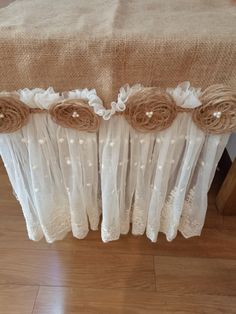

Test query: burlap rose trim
[118,82,236,134]
[0,97,30,133]
[193,85,236,134]
[123,87,177,133]
[0,83,235,134]
[50,99,100,132]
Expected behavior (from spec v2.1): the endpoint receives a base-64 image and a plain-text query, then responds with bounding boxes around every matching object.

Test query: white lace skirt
[0,86,230,243]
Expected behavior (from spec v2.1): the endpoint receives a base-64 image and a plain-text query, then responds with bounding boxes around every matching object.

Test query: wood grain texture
[0,158,236,313]
[154,256,236,297]
[0,285,38,314]
[33,286,236,314]
[0,249,155,291]
[223,215,236,230]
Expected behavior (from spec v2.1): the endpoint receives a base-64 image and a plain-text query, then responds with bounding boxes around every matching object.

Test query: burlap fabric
[0,0,236,106]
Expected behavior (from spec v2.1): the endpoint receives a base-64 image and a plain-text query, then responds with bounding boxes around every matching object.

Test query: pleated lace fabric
[0,87,230,243]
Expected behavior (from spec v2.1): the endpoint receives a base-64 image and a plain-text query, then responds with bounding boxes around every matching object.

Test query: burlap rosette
[0,97,30,133]
[193,85,236,134]
[50,99,100,132]
[123,87,177,133]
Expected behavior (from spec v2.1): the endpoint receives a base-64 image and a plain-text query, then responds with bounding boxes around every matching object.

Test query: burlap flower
[124,87,177,132]
[0,97,30,133]
[50,99,100,132]
[193,85,236,134]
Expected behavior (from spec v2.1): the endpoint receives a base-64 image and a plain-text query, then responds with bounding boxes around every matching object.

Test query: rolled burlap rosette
[50,99,100,132]
[124,87,177,133]
[193,85,236,134]
[0,97,30,133]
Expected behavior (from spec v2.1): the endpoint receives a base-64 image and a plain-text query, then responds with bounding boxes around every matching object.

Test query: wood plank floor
[0,161,236,314]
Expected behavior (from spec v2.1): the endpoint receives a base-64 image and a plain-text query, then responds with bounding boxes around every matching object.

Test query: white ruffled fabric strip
[99,116,131,242]
[0,83,231,243]
[178,133,229,238]
[0,131,44,241]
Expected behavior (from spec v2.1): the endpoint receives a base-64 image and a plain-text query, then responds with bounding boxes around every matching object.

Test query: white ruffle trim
[0,81,203,117]
[166,81,202,108]
[18,87,61,109]
[14,86,136,120]
[111,83,143,112]
[12,87,111,120]
[112,81,202,111]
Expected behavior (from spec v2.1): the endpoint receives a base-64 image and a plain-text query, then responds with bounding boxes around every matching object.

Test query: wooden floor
[0,162,236,314]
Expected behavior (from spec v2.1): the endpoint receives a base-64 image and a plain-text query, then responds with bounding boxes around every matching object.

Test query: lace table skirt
[0,0,235,244]
[0,83,232,243]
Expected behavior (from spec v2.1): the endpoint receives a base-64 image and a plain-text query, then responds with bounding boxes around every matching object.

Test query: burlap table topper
[0,0,235,243]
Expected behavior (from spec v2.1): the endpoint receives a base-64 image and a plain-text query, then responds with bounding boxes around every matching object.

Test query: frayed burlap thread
[50,99,100,133]
[0,97,30,133]
[30,108,47,114]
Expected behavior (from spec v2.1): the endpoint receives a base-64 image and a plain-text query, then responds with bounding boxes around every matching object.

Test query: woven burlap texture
[0,0,236,105]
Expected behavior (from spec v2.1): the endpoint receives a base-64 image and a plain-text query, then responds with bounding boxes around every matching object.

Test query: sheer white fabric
[0,86,230,243]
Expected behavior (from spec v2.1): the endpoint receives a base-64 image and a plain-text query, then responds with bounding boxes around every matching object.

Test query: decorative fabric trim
[124,87,177,133]
[50,99,100,132]
[0,97,30,133]
[64,88,113,120]
[193,85,236,134]
[0,82,235,134]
